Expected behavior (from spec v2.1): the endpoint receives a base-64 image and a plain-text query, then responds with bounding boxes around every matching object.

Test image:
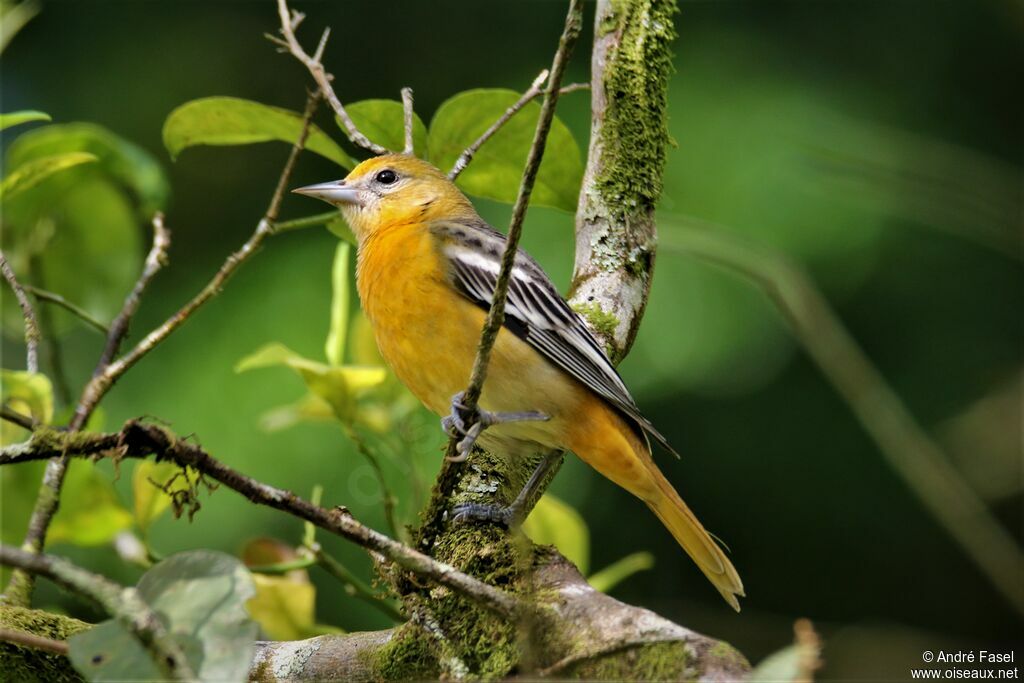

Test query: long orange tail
[566,397,744,610]
[644,466,744,611]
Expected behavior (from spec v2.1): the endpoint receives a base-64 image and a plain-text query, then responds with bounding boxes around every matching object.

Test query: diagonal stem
[0,249,40,373]
[447,0,584,465]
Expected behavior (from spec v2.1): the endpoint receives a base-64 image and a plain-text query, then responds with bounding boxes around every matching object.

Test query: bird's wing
[431,219,678,457]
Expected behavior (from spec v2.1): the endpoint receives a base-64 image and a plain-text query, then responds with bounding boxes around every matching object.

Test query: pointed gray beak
[292,180,362,206]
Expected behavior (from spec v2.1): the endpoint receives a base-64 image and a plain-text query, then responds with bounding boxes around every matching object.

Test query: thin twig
[661,219,1024,617]
[273,210,338,233]
[0,421,526,620]
[342,423,404,543]
[401,87,415,155]
[0,250,40,373]
[276,0,388,155]
[88,212,172,387]
[1,406,35,431]
[447,70,549,181]
[0,544,196,680]
[4,95,321,608]
[0,627,69,655]
[73,95,318,429]
[4,214,170,605]
[448,0,584,456]
[22,285,109,334]
[446,80,587,183]
[27,256,73,406]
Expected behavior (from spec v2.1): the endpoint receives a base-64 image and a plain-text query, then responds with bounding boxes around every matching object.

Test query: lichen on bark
[0,605,90,683]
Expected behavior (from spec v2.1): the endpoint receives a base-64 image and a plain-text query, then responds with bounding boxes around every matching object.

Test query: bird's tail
[565,395,744,610]
[643,466,745,611]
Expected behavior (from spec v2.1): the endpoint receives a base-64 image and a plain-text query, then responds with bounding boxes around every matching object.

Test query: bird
[293,154,744,610]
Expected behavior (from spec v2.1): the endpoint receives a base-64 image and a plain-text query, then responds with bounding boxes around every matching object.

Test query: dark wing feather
[432,219,678,457]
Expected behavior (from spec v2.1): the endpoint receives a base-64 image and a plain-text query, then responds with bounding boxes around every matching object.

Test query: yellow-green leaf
[132,460,194,534]
[0,110,50,132]
[588,552,654,593]
[164,96,354,168]
[236,343,386,421]
[246,574,316,641]
[325,242,351,367]
[1,370,53,425]
[50,461,133,546]
[428,88,584,211]
[259,393,335,432]
[522,493,590,574]
[0,152,96,201]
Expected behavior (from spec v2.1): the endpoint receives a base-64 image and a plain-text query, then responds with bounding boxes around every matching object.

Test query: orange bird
[295,155,744,610]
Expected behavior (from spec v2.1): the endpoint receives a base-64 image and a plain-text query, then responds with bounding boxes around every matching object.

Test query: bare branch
[401,87,415,155]
[0,544,196,680]
[0,627,69,656]
[446,78,587,182]
[22,285,109,334]
[447,70,549,181]
[450,1,584,443]
[276,0,388,155]
[88,212,172,387]
[0,421,526,620]
[0,250,40,373]
[0,406,35,431]
[73,94,319,430]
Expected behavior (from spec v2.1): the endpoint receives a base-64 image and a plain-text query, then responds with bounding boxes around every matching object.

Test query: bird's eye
[375,169,398,185]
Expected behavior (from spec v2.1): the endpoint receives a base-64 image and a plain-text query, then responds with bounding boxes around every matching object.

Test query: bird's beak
[291,180,363,206]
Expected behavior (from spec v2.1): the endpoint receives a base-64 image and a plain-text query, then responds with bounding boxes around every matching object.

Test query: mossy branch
[569,0,679,362]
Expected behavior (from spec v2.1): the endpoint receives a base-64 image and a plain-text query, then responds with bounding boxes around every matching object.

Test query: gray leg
[450,449,563,527]
[440,391,550,462]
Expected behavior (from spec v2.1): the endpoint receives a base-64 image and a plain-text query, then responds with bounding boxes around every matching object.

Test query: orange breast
[355,222,585,454]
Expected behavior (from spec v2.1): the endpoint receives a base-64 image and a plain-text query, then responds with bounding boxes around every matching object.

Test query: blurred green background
[1,0,1021,679]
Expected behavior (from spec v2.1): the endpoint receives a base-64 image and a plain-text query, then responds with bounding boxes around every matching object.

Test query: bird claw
[450,503,517,527]
[440,392,550,462]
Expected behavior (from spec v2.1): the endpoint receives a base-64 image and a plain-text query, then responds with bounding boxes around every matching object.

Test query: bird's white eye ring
[375,169,398,185]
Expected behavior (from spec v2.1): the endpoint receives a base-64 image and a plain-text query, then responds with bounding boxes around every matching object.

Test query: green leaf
[588,552,655,593]
[163,96,354,168]
[236,342,386,421]
[258,394,335,432]
[325,242,351,366]
[343,99,428,156]
[132,460,194,535]
[1,174,143,339]
[522,494,590,574]
[49,461,133,547]
[0,152,97,201]
[427,88,584,211]
[0,0,40,54]
[241,540,329,641]
[67,620,164,681]
[6,122,169,214]
[0,370,53,425]
[0,110,50,132]
[68,550,258,683]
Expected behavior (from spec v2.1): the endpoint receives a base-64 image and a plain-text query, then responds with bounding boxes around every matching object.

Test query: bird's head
[293,154,476,240]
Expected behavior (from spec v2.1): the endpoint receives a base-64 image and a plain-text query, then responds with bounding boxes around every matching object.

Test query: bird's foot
[449,502,518,528]
[441,391,549,463]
